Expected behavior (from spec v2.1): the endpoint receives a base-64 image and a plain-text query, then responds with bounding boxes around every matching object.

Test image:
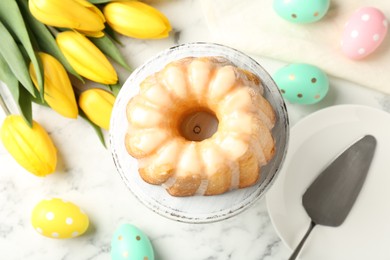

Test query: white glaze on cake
[125,56,276,196]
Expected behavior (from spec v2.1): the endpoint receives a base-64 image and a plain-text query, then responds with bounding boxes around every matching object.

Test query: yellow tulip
[56,31,118,84]
[30,52,78,118]
[0,115,57,176]
[79,89,115,130]
[103,1,172,39]
[29,0,105,37]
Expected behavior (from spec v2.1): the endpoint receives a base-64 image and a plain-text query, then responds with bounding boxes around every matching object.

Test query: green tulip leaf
[79,109,106,147]
[108,82,122,97]
[30,86,48,107]
[104,24,123,46]
[0,52,20,98]
[17,84,33,126]
[17,0,83,82]
[24,24,46,102]
[0,0,44,94]
[0,21,36,97]
[0,53,33,125]
[90,34,132,71]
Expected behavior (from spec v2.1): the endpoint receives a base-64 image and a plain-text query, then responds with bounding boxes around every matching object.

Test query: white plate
[109,43,289,223]
[266,104,390,259]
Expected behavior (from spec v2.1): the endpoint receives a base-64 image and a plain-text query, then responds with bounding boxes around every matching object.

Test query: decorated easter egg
[31,198,89,239]
[341,7,388,60]
[273,64,329,104]
[111,224,154,260]
[273,0,330,23]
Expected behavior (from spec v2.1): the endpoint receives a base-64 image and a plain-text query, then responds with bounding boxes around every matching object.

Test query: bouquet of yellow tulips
[0,0,171,176]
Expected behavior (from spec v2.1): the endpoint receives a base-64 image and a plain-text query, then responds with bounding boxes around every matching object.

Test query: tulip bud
[79,89,115,130]
[56,31,118,84]
[29,52,78,119]
[29,0,105,37]
[103,1,172,39]
[0,115,57,176]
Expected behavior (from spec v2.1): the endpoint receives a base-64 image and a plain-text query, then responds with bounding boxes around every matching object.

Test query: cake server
[289,135,376,260]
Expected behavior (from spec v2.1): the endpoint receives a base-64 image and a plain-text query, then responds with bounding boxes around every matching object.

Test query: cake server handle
[288,221,316,260]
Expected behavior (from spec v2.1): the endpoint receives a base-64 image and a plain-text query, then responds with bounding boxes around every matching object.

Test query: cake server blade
[289,135,376,260]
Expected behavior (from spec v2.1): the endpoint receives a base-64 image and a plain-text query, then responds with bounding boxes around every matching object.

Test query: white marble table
[1,1,390,259]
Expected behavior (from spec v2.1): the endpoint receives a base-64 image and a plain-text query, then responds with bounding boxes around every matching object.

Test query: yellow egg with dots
[31,198,89,239]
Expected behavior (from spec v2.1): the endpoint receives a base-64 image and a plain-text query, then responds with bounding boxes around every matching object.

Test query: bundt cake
[125,56,276,196]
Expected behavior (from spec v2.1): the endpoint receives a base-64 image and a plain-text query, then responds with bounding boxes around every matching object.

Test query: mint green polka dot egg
[111,224,154,260]
[273,63,329,105]
[273,0,330,23]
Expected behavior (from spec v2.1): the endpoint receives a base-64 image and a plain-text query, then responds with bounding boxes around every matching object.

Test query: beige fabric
[201,0,390,94]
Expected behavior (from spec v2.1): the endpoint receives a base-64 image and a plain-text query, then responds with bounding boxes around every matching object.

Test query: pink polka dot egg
[341,7,388,60]
[31,198,89,239]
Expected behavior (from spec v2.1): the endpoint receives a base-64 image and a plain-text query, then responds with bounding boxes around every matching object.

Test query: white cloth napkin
[201,0,390,94]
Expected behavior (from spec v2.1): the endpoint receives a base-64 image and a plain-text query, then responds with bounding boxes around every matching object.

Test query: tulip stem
[47,26,59,37]
[0,92,11,116]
